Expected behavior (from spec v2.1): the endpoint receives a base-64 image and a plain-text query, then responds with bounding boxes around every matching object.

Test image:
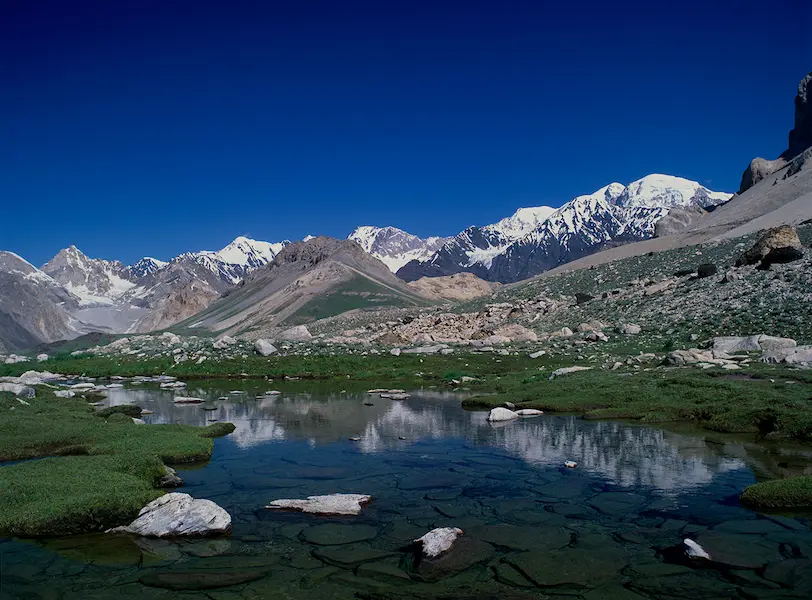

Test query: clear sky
[2,0,810,266]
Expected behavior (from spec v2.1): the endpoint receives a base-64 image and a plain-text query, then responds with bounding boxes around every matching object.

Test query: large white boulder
[254,339,278,356]
[266,493,371,516]
[415,527,463,558]
[108,493,231,537]
[487,407,519,422]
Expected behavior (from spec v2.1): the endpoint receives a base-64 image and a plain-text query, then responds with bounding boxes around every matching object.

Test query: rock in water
[253,339,277,356]
[265,493,371,516]
[415,527,463,558]
[109,493,231,537]
[735,225,804,268]
[487,407,519,422]
[516,409,543,417]
[684,538,711,560]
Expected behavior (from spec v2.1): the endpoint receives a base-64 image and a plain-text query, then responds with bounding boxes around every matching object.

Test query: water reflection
[108,384,752,493]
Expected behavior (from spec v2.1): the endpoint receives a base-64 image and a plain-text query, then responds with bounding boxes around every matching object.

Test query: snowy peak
[348,226,448,272]
[177,236,290,285]
[41,245,135,306]
[488,205,557,240]
[615,174,732,209]
[129,257,168,278]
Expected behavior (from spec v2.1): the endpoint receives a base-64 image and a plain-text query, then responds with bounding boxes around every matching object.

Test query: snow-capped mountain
[348,226,449,272]
[177,236,289,285]
[614,174,731,209]
[130,257,168,278]
[398,175,732,283]
[41,246,136,306]
[395,204,558,281]
[0,251,80,352]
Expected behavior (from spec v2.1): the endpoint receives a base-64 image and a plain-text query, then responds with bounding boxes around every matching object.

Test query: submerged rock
[109,493,231,537]
[265,493,371,515]
[415,527,463,558]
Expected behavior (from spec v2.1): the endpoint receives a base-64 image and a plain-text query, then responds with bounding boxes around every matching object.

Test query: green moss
[199,422,237,438]
[0,390,233,536]
[96,404,142,418]
[740,476,812,510]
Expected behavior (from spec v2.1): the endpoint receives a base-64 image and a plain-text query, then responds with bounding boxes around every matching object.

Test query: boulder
[739,157,786,193]
[160,466,184,488]
[487,407,519,422]
[36,353,49,362]
[415,527,463,558]
[516,409,543,417]
[620,323,642,335]
[735,225,804,268]
[763,345,812,365]
[390,348,402,356]
[696,263,718,278]
[401,345,448,355]
[265,493,371,516]
[555,327,574,337]
[278,325,312,342]
[549,366,592,380]
[714,335,796,354]
[108,493,231,537]
[528,350,547,358]
[253,339,277,356]
[0,383,35,397]
[684,538,711,560]
[586,331,608,342]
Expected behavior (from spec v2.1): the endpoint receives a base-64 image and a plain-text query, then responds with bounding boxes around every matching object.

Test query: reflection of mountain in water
[108,386,747,492]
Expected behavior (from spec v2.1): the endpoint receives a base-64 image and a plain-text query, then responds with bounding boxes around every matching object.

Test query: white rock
[0,383,34,397]
[132,418,146,425]
[278,325,312,342]
[390,348,402,356]
[254,339,278,356]
[529,350,547,359]
[401,345,448,355]
[555,327,574,338]
[108,492,231,537]
[516,409,544,417]
[415,527,463,558]
[71,383,95,390]
[487,407,519,422]
[684,538,710,560]
[564,461,578,468]
[14,370,60,385]
[36,353,49,362]
[549,366,592,380]
[266,493,371,516]
[621,324,641,335]
[54,390,75,398]
[173,397,204,404]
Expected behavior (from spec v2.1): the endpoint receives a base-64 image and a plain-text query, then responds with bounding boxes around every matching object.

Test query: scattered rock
[696,263,718,278]
[160,466,184,488]
[36,353,49,362]
[401,345,448,355]
[266,493,371,516]
[278,325,312,341]
[108,493,231,537]
[528,350,546,358]
[253,339,278,356]
[549,366,592,380]
[516,409,543,417]
[620,323,641,335]
[415,527,463,558]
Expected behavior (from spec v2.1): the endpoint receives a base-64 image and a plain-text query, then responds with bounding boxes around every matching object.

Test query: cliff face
[740,71,812,194]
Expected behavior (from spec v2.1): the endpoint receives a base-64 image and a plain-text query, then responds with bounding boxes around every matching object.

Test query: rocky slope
[178,237,431,337]
[398,175,731,283]
[348,226,448,273]
[0,252,80,352]
[406,273,501,301]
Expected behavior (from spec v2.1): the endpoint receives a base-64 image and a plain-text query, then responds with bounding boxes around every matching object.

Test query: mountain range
[0,173,733,352]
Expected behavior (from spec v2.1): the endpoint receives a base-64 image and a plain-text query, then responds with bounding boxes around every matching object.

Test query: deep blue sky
[2,0,810,266]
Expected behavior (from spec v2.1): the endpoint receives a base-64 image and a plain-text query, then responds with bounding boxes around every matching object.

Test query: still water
[2,380,811,599]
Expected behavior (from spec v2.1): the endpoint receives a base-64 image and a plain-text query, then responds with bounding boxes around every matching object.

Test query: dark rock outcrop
[740,71,812,193]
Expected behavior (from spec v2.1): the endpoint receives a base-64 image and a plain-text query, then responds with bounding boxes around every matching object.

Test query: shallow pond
[2,380,812,599]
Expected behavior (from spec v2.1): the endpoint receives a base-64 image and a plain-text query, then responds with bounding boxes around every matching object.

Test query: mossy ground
[741,476,812,510]
[0,390,234,536]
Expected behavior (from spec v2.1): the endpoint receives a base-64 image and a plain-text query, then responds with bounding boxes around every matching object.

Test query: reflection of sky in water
[107,385,748,494]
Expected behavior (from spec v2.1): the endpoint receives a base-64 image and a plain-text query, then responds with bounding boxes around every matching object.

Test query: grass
[741,476,812,510]
[460,367,812,441]
[0,389,235,536]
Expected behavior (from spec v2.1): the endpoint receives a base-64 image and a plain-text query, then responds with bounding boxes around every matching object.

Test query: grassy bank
[0,390,234,537]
